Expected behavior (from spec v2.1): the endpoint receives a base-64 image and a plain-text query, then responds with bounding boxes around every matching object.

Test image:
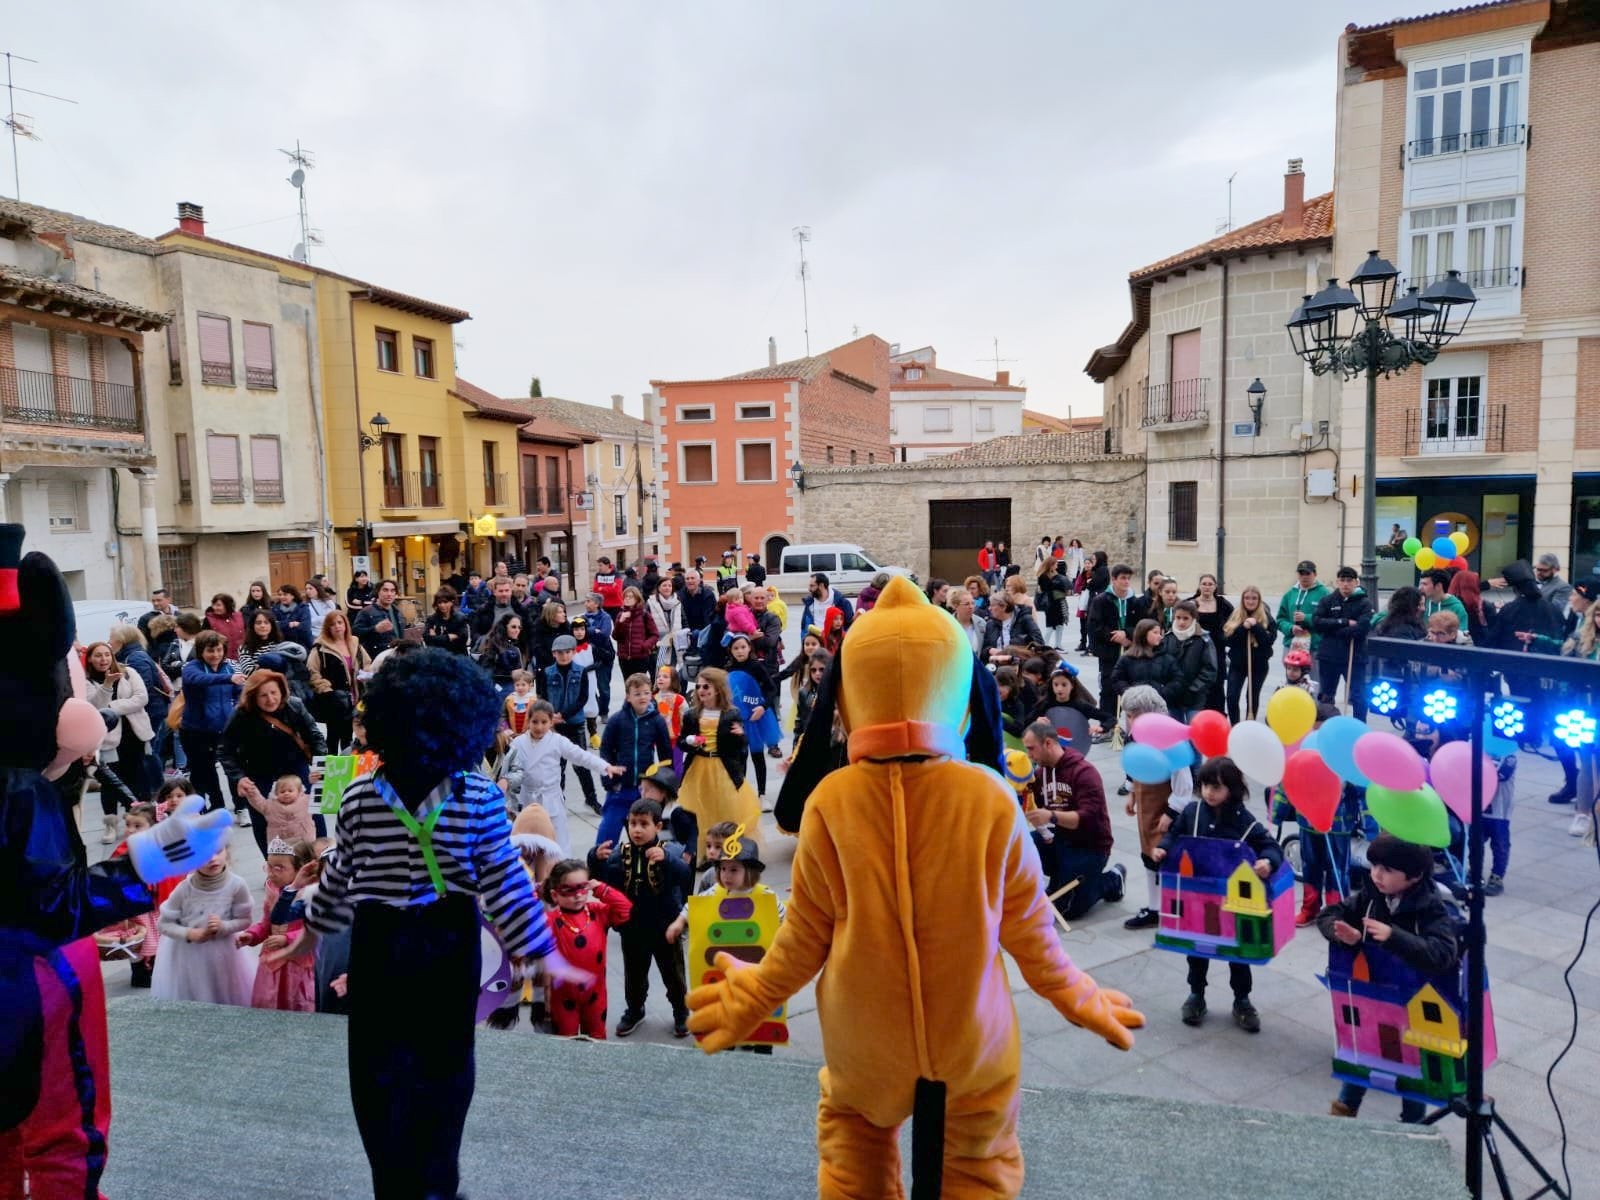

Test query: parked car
[767,544,915,598]
[73,599,156,647]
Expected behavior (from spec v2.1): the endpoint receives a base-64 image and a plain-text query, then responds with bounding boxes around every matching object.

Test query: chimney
[995,370,1010,387]
[611,393,625,414]
[176,201,205,236]
[1282,159,1305,236]
[641,391,656,426]
[768,337,777,367]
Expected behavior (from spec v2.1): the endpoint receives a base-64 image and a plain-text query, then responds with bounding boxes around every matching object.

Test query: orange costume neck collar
[848,720,965,763]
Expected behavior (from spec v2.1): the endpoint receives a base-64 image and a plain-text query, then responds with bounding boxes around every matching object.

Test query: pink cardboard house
[1154,836,1295,964]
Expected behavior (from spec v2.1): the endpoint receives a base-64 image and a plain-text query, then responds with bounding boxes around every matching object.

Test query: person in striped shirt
[273,648,586,1200]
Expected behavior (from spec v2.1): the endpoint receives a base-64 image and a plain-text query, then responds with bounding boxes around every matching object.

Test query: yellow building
[157,217,480,602]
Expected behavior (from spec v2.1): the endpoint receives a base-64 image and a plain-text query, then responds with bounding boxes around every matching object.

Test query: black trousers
[1227,663,1269,725]
[1096,648,1120,718]
[349,893,479,1200]
[1187,955,1252,1001]
[1317,652,1367,720]
[620,924,687,1017]
[557,722,597,804]
[748,746,767,795]
[177,729,226,812]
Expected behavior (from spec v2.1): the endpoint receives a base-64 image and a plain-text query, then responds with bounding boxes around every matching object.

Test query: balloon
[1188,709,1231,759]
[1228,721,1286,786]
[1317,715,1371,787]
[1164,742,1198,772]
[1129,712,1191,751]
[1431,536,1457,560]
[1266,686,1317,745]
[1402,537,1422,558]
[1449,531,1469,553]
[1352,732,1425,791]
[1124,742,1177,785]
[1283,748,1341,833]
[1300,730,1319,753]
[1451,555,1469,570]
[1414,548,1438,571]
[1429,741,1496,823]
[1365,783,1451,848]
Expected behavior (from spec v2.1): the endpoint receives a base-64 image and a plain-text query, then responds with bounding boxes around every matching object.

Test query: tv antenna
[280,141,323,263]
[986,337,1018,377]
[1215,170,1238,235]
[793,226,812,355]
[3,52,77,200]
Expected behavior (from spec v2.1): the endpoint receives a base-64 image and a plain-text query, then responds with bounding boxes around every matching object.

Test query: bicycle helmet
[1283,648,1312,668]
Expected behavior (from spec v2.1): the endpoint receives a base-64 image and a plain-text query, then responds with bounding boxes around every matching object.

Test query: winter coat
[593,571,625,611]
[588,835,691,932]
[612,605,659,660]
[476,641,526,686]
[116,643,171,728]
[679,706,749,788]
[1483,563,1564,653]
[423,609,472,654]
[647,594,683,664]
[353,603,405,658]
[88,669,152,751]
[1159,631,1217,711]
[1110,652,1178,704]
[180,658,243,735]
[1312,588,1375,657]
[599,706,673,792]
[678,585,717,633]
[1159,797,1282,870]
[980,610,1045,656]
[205,610,246,660]
[1088,589,1143,655]
[219,698,327,795]
[271,601,315,649]
[307,641,368,716]
[1039,569,1071,627]
[1317,878,1459,978]
[1275,582,1331,652]
[470,598,532,644]
[585,609,617,667]
[545,660,589,724]
[529,619,571,675]
[800,590,854,639]
[1223,613,1277,676]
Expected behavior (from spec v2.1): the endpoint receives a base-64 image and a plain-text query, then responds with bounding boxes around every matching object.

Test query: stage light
[1490,699,1526,740]
[1553,707,1597,749]
[1421,687,1460,725]
[1369,679,1401,716]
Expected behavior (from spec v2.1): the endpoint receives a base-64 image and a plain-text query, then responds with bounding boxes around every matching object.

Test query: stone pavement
[90,605,1600,1197]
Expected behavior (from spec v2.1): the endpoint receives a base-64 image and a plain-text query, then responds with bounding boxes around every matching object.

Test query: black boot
[130,959,152,988]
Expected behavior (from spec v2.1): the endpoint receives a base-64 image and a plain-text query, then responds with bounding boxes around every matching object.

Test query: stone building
[792,430,1144,584]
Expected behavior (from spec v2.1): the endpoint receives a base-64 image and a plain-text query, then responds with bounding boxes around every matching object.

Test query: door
[928,498,1010,586]
[687,530,737,569]
[419,436,440,507]
[837,550,877,591]
[764,535,789,567]
[1167,330,1202,421]
[267,538,313,594]
[1202,903,1221,937]
[1378,1023,1404,1063]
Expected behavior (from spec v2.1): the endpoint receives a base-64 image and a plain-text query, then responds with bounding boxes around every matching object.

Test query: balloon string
[1323,831,1349,900]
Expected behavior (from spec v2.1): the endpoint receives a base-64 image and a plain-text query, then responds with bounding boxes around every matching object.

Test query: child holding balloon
[1280,703,1359,926]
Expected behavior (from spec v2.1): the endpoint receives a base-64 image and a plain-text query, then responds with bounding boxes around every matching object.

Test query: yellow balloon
[1414,548,1438,570]
[1266,684,1317,745]
[1450,531,1469,553]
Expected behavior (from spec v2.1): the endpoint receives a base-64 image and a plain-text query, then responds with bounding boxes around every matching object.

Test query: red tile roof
[1131,193,1334,282]
[452,378,595,443]
[1347,0,1532,35]
[0,265,170,330]
[891,362,1021,391]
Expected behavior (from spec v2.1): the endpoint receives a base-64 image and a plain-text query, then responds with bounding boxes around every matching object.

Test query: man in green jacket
[1418,569,1469,629]
[1276,560,1331,654]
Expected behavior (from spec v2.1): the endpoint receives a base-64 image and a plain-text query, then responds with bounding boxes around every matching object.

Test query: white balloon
[1227,720,1286,786]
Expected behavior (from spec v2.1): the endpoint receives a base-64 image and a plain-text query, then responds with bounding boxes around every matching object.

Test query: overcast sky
[7,1,1441,418]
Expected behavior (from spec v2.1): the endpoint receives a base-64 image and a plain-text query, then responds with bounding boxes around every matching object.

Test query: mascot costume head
[688,576,1143,1200]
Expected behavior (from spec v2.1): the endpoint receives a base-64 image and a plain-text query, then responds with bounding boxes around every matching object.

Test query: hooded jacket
[1317,877,1459,977]
[1312,587,1374,655]
[599,705,673,792]
[1482,561,1564,652]
[1159,629,1218,710]
[1275,581,1331,651]
[180,657,243,734]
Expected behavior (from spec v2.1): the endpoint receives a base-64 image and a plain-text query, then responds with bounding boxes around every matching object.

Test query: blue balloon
[1164,742,1198,771]
[1300,730,1319,753]
[1431,536,1458,560]
[1317,714,1370,787]
[1124,742,1176,785]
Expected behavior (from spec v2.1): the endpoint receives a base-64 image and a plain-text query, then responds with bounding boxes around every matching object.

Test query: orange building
[650,335,890,566]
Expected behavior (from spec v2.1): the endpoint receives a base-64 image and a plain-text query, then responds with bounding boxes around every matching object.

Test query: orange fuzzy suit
[687,577,1143,1199]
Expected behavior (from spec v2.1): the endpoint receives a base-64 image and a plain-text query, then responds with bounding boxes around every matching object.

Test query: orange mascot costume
[687,577,1143,1199]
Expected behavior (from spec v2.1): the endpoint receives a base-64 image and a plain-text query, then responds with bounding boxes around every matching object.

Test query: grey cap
[552,634,577,652]
[1537,552,1561,569]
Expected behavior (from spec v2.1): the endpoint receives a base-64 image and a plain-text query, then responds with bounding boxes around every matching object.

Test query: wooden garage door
[686,530,737,569]
[928,498,1010,586]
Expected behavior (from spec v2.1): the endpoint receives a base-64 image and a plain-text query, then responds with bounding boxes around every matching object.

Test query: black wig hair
[361,648,499,799]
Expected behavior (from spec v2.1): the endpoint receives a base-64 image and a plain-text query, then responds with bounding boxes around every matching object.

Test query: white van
[768,544,915,598]
[73,599,156,646]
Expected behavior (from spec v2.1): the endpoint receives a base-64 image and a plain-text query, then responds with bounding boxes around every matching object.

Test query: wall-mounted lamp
[358,412,391,451]
[788,461,805,493]
[1245,378,1266,435]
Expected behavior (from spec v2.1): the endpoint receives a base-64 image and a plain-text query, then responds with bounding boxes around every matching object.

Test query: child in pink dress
[236,838,317,1012]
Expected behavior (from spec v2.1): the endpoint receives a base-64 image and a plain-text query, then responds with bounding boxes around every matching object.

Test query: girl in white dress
[151,845,254,1006]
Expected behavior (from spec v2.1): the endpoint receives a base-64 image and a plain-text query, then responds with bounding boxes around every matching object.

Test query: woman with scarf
[647,576,684,672]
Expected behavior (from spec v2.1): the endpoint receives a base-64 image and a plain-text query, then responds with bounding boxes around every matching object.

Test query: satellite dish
[289,168,305,188]
[292,242,307,262]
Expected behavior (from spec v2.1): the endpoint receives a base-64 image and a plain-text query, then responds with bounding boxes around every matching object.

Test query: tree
[529,376,542,398]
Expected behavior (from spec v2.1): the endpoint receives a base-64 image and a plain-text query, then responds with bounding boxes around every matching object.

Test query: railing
[1405,124,1528,162]
[404,471,443,508]
[1142,378,1208,427]
[545,485,564,513]
[0,366,141,434]
[523,486,542,515]
[484,471,507,506]
[1404,404,1506,456]
[200,358,233,387]
[211,478,244,503]
[381,473,414,508]
[245,364,275,389]
[254,478,284,503]
[1403,266,1521,291]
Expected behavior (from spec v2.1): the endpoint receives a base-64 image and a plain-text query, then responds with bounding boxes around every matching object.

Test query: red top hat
[0,524,21,613]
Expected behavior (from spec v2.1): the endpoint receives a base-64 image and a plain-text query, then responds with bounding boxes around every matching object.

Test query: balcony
[254,478,284,503]
[1403,266,1521,292]
[483,471,507,507]
[245,365,276,389]
[210,479,244,504]
[1142,379,1208,429]
[0,366,141,435]
[545,485,565,514]
[1403,124,1527,164]
[1403,404,1506,458]
[381,473,414,509]
[407,470,443,508]
[200,359,233,387]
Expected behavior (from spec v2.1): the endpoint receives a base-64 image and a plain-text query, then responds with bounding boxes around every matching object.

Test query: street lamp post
[1286,251,1476,599]
[355,412,391,560]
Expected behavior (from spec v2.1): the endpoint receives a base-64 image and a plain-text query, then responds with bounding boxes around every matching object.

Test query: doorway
[686,530,737,569]
[268,538,313,594]
[928,498,1010,585]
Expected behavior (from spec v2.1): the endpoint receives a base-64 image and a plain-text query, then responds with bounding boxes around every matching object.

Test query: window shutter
[11,324,51,373]
[242,322,275,386]
[250,436,281,482]
[207,434,240,479]
[198,317,231,366]
[683,444,713,482]
[742,442,772,481]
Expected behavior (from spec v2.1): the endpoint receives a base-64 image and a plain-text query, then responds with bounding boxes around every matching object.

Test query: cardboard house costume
[1155,837,1296,963]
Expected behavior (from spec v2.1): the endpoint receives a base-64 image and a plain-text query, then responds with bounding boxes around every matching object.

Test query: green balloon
[1365,783,1450,848]
[1402,537,1422,557]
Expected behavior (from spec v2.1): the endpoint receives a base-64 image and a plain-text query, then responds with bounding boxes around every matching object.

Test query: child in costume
[596,672,674,851]
[687,577,1142,1197]
[793,650,830,741]
[247,771,317,845]
[589,796,692,1038]
[1320,834,1460,1123]
[540,857,633,1038]
[498,668,537,759]
[151,845,255,1006]
[1154,755,1282,1033]
[1117,685,1187,931]
[653,664,687,775]
[675,667,761,863]
[725,633,782,796]
[237,837,317,1012]
[501,698,624,851]
[279,648,586,1200]
[96,802,163,987]
[666,819,739,942]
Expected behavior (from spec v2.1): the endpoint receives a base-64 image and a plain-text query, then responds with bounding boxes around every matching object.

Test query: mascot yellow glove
[685,954,778,1053]
[1043,967,1145,1050]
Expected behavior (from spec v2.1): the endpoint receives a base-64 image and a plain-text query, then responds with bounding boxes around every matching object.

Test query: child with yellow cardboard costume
[686,577,1143,1199]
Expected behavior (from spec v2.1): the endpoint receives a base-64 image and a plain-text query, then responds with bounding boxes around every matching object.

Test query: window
[976,406,994,432]
[375,329,399,372]
[681,443,715,484]
[1341,1004,1362,1028]
[1421,1000,1443,1024]
[46,480,85,531]
[413,336,435,379]
[810,553,837,572]
[197,314,233,386]
[249,435,283,502]
[207,434,242,502]
[166,324,182,385]
[1463,199,1517,288]
[482,441,498,505]
[849,449,857,465]
[1411,50,1523,156]
[544,455,563,513]
[1237,880,1253,900]
[923,407,953,433]
[825,446,834,464]
[868,452,875,464]
[781,552,809,574]
[1168,898,1184,917]
[381,433,405,506]
[739,441,774,482]
[522,453,542,513]
[841,552,872,571]
[613,443,624,468]
[613,494,627,536]
[1168,481,1198,542]
[905,367,923,381]
[1409,204,1458,286]
[174,433,193,503]
[677,405,713,422]
[737,403,774,421]
[158,545,196,609]
[419,436,440,507]
[1424,375,1484,450]
[242,321,276,389]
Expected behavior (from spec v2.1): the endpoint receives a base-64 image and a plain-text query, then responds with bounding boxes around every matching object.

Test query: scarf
[190,867,233,893]
[1171,622,1197,642]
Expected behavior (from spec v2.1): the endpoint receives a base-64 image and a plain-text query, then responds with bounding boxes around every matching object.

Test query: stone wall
[794,456,1146,579]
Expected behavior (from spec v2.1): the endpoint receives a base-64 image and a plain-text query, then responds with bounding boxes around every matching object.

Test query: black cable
[1543,830,1599,1200]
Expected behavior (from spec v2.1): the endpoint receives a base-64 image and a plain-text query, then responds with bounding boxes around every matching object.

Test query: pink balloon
[1352,732,1425,792]
[1129,712,1191,751]
[1430,741,1496,823]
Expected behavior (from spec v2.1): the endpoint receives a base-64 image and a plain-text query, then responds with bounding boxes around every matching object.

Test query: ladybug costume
[544,882,632,1037]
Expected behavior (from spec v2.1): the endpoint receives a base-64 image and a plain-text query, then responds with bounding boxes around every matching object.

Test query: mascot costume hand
[686,577,1143,1200]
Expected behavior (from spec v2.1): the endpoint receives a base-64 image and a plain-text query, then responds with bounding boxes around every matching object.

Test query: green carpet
[101,996,1464,1198]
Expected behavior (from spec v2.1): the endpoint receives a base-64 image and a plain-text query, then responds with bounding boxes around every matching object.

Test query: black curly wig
[360,648,499,796]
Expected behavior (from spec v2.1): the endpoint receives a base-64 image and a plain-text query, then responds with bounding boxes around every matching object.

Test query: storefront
[1572,475,1600,583]
[1375,476,1534,589]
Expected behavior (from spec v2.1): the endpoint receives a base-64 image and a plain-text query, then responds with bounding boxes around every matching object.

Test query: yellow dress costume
[687,577,1143,1199]
[676,710,761,863]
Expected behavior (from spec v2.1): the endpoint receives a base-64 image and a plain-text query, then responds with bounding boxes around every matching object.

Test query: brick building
[1334,0,1600,583]
[650,335,890,567]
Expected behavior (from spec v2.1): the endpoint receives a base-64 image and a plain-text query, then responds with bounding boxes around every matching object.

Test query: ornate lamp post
[1286,251,1476,598]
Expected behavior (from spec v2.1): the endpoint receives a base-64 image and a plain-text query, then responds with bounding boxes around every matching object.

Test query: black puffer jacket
[219,697,327,793]
[1159,631,1217,711]
[1110,651,1178,703]
[1318,878,1459,976]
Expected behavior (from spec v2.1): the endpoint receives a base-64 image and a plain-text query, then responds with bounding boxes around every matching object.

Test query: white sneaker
[1569,812,1591,839]
[234,808,250,828]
